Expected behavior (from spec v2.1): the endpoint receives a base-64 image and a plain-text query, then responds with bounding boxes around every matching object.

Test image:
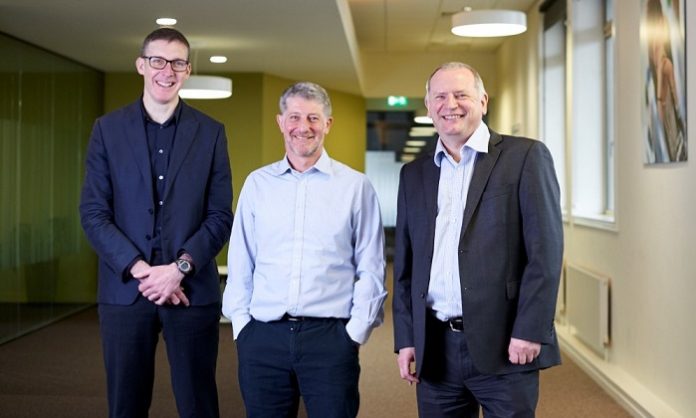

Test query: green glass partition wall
[0,33,102,343]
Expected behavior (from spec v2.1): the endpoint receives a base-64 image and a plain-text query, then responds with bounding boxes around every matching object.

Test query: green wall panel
[0,33,102,342]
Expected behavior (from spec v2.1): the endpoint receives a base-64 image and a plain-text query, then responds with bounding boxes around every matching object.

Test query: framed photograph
[641,0,687,163]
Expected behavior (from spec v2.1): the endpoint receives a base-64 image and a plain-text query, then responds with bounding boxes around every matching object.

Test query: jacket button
[145,234,151,240]
[419,293,425,299]
[148,208,154,215]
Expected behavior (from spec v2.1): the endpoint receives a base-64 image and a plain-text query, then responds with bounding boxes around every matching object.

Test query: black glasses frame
[142,56,190,72]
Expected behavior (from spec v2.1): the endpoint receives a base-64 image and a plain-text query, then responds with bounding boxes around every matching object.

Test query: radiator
[565,263,610,355]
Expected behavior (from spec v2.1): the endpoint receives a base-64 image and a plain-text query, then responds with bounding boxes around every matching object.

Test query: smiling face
[276,96,333,170]
[425,67,488,148]
[136,39,190,107]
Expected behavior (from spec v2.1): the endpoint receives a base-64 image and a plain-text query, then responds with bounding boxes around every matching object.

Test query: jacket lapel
[422,155,439,224]
[123,102,154,198]
[460,131,501,238]
[164,102,198,200]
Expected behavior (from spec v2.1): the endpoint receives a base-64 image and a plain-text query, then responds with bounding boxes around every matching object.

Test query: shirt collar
[140,98,182,127]
[272,149,332,176]
[433,121,490,167]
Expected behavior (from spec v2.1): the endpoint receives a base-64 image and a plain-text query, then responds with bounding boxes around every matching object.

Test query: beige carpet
[0,265,630,417]
[0,307,630,418]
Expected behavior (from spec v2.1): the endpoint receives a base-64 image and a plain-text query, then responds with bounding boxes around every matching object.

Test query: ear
[324,116,334,133]
[135,57,145,75]
[276,114,283,132]
[480,92,489,115]
[424,96,433,119]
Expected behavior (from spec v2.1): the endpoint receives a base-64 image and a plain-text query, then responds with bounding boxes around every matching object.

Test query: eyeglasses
[142,56,190,72]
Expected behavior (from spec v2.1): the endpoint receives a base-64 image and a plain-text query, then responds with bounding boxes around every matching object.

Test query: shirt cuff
[345,316,374,345]
[230,314,252,340]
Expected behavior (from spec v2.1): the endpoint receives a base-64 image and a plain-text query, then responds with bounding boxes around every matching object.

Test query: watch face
[177,259,192,274]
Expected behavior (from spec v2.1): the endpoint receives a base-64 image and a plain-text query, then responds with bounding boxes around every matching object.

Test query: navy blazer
[393,130,563,375]
[80,99,233,306]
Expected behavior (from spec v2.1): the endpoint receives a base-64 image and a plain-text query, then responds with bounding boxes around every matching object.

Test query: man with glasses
[80,28,233,418]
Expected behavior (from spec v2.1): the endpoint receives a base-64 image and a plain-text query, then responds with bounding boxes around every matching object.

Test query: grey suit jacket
[393,130,563,375]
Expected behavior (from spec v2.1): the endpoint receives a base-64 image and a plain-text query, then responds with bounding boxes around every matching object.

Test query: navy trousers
[417,313,539,418]
[236,317,360,418]
[98,296,221,418]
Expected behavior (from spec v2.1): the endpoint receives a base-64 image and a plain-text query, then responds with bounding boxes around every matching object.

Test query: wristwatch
[176,258,194,276]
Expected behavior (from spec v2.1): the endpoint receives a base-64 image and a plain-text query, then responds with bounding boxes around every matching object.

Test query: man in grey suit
[393,62,563,417]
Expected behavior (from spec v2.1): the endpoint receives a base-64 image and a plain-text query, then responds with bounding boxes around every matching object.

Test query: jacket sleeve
[79,119,142,279]
[179,124,234,267]
[512,140,564,344]
[392,165,415,351]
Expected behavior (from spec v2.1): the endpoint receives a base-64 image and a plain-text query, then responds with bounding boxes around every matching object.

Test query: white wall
[489,5,542,138]
[495,1,695,416]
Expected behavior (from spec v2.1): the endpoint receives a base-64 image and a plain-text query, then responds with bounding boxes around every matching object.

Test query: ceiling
[0,0,537,98]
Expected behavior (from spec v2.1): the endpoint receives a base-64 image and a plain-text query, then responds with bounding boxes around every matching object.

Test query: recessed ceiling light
[210,56,228,64]
[156,17,177,26]
[409,127,437,137]
[451,9,527,37]
[413,109,433,124]
[406,140,427,147]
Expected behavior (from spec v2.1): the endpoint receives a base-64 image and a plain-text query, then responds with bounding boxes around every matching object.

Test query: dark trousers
[417,313,539,418]
[236,317,360,418]
[98,296,221,418]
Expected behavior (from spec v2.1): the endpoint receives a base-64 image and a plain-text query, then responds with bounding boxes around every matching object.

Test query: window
[541,0,615,227]
[541,0,568,215]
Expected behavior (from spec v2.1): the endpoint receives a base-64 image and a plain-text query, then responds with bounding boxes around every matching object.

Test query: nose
[297,117,311,131]
[445,93,457,108]
[161,61,175,75]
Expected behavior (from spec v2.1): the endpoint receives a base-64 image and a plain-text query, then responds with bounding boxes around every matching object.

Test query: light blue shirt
[222,150,387,345]
[428,122,489,320]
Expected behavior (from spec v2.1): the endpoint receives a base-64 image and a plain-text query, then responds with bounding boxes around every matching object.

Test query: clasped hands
[130,260,189,306]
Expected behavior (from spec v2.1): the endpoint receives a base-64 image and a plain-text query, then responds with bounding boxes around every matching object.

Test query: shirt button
[159,201,164,206]
[158,149,164,154]
[158,175,164,180]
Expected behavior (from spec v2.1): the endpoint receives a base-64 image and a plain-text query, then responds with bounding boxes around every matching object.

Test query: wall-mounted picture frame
[641,0,687,164]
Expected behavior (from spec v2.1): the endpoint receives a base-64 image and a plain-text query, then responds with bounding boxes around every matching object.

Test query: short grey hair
[279,82,332,117]
[425,62,487,98]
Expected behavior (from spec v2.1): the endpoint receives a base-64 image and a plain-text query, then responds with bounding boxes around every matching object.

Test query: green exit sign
[387,96,408,107]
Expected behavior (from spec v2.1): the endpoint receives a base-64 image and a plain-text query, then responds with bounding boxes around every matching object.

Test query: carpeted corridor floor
[0,303,631,418]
